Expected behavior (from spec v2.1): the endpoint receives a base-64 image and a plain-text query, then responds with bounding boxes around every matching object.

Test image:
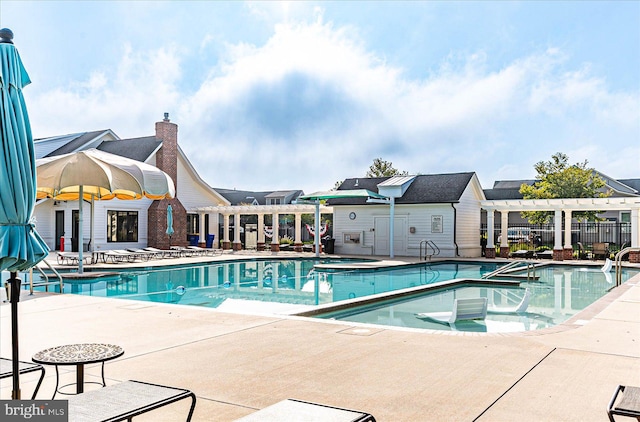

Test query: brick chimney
[148,113,187,248]
[154,112,178,193]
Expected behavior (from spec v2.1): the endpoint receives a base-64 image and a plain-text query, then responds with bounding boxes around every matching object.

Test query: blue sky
[2,1,639,194]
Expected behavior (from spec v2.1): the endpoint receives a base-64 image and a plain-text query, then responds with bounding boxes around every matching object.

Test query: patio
[1,254,639,421]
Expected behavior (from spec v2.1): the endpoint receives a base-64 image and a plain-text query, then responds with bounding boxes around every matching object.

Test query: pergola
[191,203,332,252]
[481,197,640,261]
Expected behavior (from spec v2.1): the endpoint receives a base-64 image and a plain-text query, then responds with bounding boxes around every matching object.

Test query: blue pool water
[31,260,500,311]
[313,265,640,332]
[21,259,639,327]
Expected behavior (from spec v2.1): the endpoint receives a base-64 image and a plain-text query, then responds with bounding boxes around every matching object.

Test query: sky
[2,1,639,195]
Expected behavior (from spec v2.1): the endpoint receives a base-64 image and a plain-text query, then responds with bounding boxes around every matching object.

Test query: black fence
[481,222,632,254]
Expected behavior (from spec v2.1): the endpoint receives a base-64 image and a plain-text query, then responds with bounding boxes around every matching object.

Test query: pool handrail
[614,247,640,287]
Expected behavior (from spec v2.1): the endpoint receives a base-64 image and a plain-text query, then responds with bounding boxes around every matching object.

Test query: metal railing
[614,247,640,287]
[482,260,537,281]
[419,240,440,261]
[29,260,63,294]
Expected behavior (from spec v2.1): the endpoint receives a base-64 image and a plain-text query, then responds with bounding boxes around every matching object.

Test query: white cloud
[25,18,639,193]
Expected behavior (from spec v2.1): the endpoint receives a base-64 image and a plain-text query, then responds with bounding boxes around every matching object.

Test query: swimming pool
[307,265,640,333]
[43,259,501,313]
[29,259,638,324]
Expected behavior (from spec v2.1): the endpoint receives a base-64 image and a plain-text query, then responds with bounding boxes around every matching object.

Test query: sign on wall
[431,215,443,233]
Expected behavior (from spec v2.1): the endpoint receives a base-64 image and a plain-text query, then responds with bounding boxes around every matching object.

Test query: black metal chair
[0,357,45,399]
[607,385,640,421]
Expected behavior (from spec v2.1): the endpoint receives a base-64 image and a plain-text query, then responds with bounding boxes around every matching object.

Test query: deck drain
[337,327,383,336]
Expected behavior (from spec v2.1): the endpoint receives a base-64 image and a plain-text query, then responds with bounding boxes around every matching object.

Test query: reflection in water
[46,259,638,332]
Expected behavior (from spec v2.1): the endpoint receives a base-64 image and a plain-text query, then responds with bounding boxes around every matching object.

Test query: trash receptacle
[189,235,199,246]
[206,234,215,248]
[323,237,335,254]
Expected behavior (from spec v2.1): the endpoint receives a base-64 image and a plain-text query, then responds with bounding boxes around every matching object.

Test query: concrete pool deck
[1,252,639,421]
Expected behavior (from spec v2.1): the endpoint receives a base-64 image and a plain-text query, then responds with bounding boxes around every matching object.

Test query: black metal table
[32,343,124,398]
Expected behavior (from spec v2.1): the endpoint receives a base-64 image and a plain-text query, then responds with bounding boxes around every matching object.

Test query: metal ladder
[419,240,440,261]
[29,260,64,294]
[481,260,537,281]
[614,247,640,287]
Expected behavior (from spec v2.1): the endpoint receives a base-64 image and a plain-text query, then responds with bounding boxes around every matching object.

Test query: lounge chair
[488,289,531,314]
[56,251,91,265]
[234,398,376,421]
[102,250,137,263]
[607,385,640,421]
[143,247,183,258]
[535,250,554,259]
[510,250,535,259]
[0,357,45,399]
[125,248,156,261]
[186,246,222,256]
[415,297,488,325]
[67,380,196,422]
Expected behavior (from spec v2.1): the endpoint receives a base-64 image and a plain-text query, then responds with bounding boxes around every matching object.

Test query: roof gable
[332,173,476,205]
[97,137,162,163]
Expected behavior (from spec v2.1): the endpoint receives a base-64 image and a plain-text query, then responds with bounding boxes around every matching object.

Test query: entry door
[72,210,79,252]
[55,210,64,250]
[374,216,408,256]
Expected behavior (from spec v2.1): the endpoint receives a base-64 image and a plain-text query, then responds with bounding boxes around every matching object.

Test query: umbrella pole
[9,271,21,399]
[78,186,84,274]
[314,200,320,258]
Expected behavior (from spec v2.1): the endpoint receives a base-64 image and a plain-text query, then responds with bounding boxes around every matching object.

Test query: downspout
[451,203,458,257]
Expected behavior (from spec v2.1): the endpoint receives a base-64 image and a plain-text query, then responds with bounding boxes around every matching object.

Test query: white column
[554,209,563,250]
[212,212,220,248]
[199,212,206,244]
[632,208,639,248]
[486,209,495,248]
[389,197,396,258]
[223,214,230,243]
[294,213,302,245]
[233,212,241,246]
[257,213,265,243]
[564,209,572,249]
[272,212,279,245]
[500,211,509,248]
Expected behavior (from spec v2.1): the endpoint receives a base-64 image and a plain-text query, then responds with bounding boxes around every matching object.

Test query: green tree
[366,158,408,177]
[520,152,609,223]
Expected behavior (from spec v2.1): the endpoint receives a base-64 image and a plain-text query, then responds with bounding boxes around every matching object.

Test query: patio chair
[0,357,45,399]
[593,242,610,260]
[67,380,196,422]
[488,289,531,314]
[607,385,640,421]
[415,297,488,324]
[234,398,376,421]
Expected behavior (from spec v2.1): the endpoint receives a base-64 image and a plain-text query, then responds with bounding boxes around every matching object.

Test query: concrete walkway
[1,254,639,421]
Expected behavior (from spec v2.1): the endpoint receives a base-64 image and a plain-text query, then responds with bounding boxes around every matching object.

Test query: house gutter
[451,202,459,256]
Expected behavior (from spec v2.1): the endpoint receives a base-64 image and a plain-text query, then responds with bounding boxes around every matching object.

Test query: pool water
[314,265,640,332]
[36,260,501,312]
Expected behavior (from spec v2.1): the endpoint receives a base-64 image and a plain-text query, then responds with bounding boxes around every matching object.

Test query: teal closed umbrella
[0,28,49,399]
[166,204,174,246]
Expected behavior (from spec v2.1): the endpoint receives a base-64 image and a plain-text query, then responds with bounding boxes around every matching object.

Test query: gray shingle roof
[97,137,161,162]
[41,130,110,157]
[331,172,476,205]
[618,179,640,194]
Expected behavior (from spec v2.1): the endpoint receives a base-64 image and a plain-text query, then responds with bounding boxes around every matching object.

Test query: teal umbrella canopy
[0,35,48,271]
[166,204,174,236]
[0,28,49,400]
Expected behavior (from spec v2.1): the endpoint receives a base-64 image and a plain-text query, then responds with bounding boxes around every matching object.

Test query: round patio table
[32,343,124,399]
